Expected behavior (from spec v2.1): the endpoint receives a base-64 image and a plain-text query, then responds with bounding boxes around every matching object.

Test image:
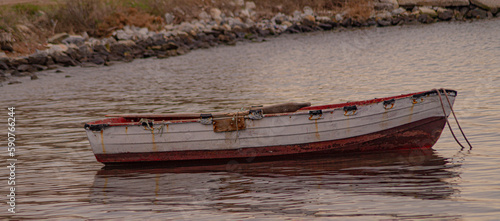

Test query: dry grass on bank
[0,3,54,54]
[0,0,374,56]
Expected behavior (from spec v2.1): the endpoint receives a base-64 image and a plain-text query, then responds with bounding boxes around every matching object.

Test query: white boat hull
[84,89,456,164]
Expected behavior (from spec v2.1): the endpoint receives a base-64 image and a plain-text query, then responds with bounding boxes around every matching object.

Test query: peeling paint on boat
[100,130,106,154]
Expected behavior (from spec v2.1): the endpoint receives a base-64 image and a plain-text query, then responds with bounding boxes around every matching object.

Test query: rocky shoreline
[1,0,499,85]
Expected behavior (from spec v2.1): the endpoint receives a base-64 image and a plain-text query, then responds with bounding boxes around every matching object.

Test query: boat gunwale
[84,89,457,127]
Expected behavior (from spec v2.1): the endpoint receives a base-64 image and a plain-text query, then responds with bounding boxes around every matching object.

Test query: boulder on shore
[17,64,36,72]
[301,15,316,27]
[28,51,49,65]
[374,0,399,10]
[62,35,85,46]
[418,13,435,23]
[470,0,500,11]
[399,0,469,7]
[419,7,438,17]
[377,18,393,26]
[437,8,454,20]
[48,44,69,55]
[470,8,489,19]
[48,33,70,44]
[52,52,77,66]
[108,40,137,61]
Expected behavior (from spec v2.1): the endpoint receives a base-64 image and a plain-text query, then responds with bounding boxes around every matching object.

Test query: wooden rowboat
[84,89,457,165]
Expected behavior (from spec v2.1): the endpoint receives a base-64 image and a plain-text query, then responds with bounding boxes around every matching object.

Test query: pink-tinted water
[1,18,499,220]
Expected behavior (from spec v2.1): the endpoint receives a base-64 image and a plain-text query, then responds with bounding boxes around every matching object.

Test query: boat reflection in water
[90,148,461,218]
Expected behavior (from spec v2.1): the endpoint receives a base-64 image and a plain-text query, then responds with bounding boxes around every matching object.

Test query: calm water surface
[1,18,500,220]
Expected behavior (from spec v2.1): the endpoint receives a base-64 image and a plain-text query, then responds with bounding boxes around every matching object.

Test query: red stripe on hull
[95,117,446,164]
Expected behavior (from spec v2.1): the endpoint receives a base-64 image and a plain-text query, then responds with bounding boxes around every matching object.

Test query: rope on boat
[435,88,473,151]
[138,118,164,135]
[138,118,153,130]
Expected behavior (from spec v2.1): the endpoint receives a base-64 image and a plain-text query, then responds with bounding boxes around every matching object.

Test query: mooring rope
[138,118,153,131]
[435,88,473,151]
